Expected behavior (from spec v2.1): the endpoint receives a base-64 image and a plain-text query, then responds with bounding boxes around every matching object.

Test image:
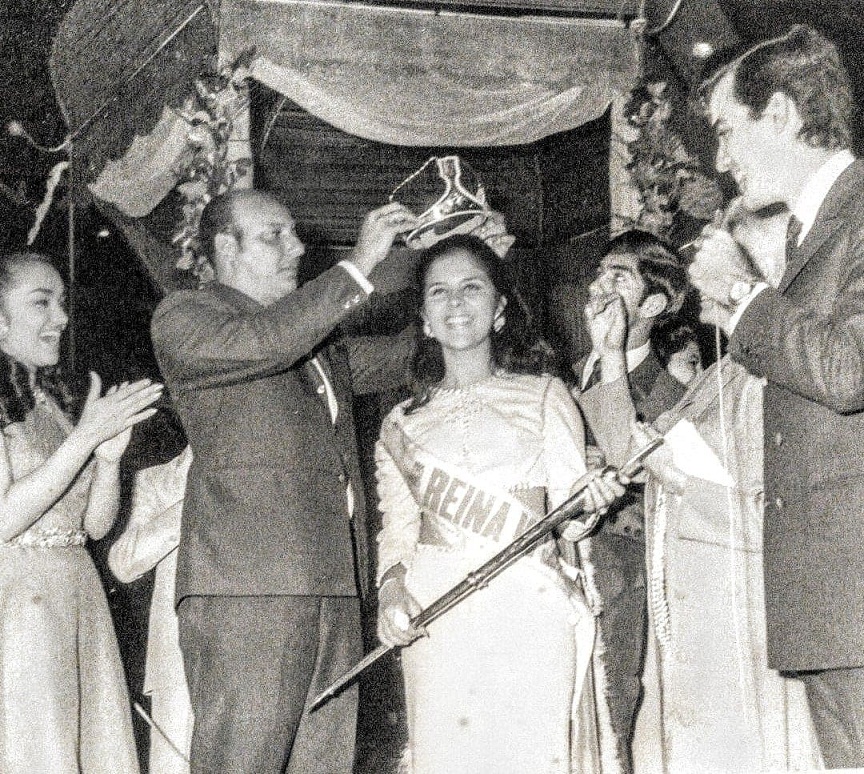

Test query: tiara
[389,156,490,250]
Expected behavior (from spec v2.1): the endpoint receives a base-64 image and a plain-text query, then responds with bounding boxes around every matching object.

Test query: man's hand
[584,291,627,384]
[630,421,685,493]
[559,467,627,540]
[468,210,516,258]
[585,292,627,356]
[688,225,758,307]
[351,203,419,277]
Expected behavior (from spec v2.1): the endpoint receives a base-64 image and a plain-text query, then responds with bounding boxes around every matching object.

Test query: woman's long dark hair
[405,234,557,413]
[0,253,76,429]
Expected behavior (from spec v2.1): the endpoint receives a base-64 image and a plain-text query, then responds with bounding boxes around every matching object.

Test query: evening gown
[0,394,140,773]
[376,373,600,774]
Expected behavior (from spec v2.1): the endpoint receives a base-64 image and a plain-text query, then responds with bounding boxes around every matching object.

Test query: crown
[389,156,490,250]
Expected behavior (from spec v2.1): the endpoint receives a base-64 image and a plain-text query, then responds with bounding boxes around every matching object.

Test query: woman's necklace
[436,369,501,463]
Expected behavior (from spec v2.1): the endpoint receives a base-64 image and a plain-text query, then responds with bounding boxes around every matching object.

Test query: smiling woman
[0,251,162,773]
[0,257,69,371]
[373,234,625,773]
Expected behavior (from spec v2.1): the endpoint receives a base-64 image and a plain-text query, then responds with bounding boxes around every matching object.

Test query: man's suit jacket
[732,158,864,671]
[575,349,685,426]
[151,266,410,605]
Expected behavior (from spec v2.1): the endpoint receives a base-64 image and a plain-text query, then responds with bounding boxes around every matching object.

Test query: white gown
[376,373,602,774]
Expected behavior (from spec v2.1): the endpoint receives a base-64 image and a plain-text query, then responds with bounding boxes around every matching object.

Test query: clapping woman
[0,252,162,773]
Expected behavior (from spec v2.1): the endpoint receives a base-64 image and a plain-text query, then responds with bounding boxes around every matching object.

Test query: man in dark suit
[690,25,864,768]
[150,189,417,774]
[572,231,687,773]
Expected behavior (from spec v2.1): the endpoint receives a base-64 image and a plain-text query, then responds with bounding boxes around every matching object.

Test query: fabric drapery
[52,0,638,221]
[221,0,638,148]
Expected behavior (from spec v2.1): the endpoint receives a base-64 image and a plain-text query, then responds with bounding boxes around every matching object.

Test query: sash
[408,448,542,551]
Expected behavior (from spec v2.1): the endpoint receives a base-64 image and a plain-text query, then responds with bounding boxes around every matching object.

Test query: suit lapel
[779,159,862,293]
[779,213,838,292]
[628,350,662,410]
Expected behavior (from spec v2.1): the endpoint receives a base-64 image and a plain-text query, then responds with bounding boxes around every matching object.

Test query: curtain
[55,0,638,218]
[222,0,638,147]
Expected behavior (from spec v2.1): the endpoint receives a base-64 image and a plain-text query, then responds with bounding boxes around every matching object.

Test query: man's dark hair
[405,234,557,413]
[605,230,688,321]
[653,319,700,368]
[699,24,853,151]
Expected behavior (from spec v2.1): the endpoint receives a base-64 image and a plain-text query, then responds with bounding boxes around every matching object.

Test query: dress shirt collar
[582,339,650,389]
[791,149,855,244]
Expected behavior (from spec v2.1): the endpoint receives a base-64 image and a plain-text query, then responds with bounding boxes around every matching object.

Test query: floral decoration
[171,50,255,284]
[622,81,723,241]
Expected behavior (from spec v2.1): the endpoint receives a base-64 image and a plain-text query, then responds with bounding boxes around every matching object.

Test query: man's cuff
[728,282,769,333]
[338,260,374,295]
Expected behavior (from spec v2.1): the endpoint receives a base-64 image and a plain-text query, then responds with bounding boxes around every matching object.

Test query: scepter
[309,438,662,713]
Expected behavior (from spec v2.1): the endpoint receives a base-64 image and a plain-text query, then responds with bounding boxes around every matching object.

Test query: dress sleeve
[374,412,422,585]
[108,450,189,583]
[541,376,588,510]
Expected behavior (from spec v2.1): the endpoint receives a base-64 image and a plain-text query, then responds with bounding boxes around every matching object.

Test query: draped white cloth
[221,0,638,147]
[87,0,638,216]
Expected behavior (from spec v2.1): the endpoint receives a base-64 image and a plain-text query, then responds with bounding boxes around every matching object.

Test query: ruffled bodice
[375,372,587,582]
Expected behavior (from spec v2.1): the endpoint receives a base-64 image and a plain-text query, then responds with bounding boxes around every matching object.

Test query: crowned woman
[374,233,622,774]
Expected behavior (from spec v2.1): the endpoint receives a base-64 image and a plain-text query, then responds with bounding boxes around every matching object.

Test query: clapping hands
[74,373,163,462]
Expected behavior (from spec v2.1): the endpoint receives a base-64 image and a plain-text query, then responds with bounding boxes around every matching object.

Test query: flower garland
[171,50,255,284]
[622,81,722,241]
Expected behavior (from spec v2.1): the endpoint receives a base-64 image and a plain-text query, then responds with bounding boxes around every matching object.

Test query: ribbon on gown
[408,447,542,551]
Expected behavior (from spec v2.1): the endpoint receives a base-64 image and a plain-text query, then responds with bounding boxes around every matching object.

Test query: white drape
[88,0,638,217]
[220,0,638,147]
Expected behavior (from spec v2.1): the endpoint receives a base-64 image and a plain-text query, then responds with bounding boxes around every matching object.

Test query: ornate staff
[309,438,662,713]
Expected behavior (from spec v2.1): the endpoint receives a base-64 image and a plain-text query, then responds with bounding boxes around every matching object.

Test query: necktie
[583,357,602,391]
[785,214,803,258]
[307,355,338,424]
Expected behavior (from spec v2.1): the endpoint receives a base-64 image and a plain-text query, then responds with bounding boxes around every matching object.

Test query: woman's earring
[493,314,505,333]
[423,321,433,337]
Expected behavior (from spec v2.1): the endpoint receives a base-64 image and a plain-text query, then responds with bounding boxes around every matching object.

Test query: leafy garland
[171,51,255,284]
[622,81,722,241]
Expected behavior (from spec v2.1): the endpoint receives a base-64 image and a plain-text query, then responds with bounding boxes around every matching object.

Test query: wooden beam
[271,0,640,18]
